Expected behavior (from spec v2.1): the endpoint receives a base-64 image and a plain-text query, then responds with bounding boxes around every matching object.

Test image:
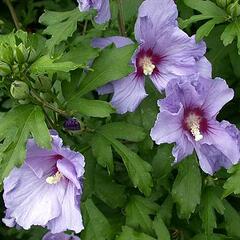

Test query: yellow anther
[141,57,155,76]
[186,113,203,142]
[46,171,62,184]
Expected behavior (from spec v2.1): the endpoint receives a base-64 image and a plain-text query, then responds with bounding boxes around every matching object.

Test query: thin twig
[4,0,21,30]
[117,0,126,36]
[30,90,70,118]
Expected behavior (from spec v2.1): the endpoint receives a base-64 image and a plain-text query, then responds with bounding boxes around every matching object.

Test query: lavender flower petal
[111,73,147,114]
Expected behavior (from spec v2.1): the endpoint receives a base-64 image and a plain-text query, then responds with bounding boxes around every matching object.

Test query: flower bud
[64,118,81,131]
[216,0,232,8]
[15,43,29,64]
[227,2,240,17]
[10,81,29,100]
[0,61,11,76]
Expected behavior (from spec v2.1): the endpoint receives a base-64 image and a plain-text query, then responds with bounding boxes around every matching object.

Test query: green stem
[117,0,126,36]
[4,0,21,30]
[82,20,88,35]
[30,90,70,118]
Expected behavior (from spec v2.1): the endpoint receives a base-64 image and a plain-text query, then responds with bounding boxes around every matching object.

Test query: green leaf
[94,169,126,208]
[0,105,51,184]
[223,164,240,197]
[91,134,114,174]
[199,187,225,235]
[191,233,230,240]
[0,32,15,46]
[152,144,173,179]
[125,195,159,235]
[30,55,79,74]
[182,0,227,40]
[61,43,99,65]
[223,200,240,238]
[39,8,84,52]
[184,0,227,16]
[172,155,202,219]
[116,226,156,240]
[69,44,135,98]
[196,18,225,41]
[82,199,112,240]
[153,212,171,240]
[99,132,153,196]
[158,196,173,226]
[99,122,146,142]
[66,98,115,118]
[221,20,240,54]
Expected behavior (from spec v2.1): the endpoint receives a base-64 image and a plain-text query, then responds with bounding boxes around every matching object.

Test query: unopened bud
[0,61,11,76]
[64,118,81,131]
[227,3,240,17]
[15,43,29,64]
[216,0,232,8]
[10,81,29,100]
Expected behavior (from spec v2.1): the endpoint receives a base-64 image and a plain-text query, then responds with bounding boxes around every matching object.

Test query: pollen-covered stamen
[46,171,63,184]
[186,113,203,141]
[141,57,155,76]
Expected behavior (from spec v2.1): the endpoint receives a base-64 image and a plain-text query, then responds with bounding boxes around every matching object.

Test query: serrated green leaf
[182,0,227,40]
[126,195,159,235]
[223,164,240,197]
[153,212,171,240]
[30,55,79,74]
[69,44,135,98]
[196,18,225,41]
[0,32,15,46]
[191,233,230,240]
[99,122,146,142]
[0,105,51,184]
[200,187,225,236]
[82,199,112,240]
[66,98,115,118]
[91,134,114,174]
[159,196,173,226]
[39,8,84,52]
[99,132,153,196]
[94,169,126,208]
[223,200,240,238]
[152,144,173,179]
[180,15,213,29]
[221,20,240,54]
[61,43,99,65]
[116,226,156,240]
[172,155,202,219]
[184,0,227,16]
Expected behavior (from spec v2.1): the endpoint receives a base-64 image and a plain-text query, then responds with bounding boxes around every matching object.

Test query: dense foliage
[1,0,240,239]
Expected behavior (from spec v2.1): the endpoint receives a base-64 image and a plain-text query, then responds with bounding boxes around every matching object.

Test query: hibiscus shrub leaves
[2,0,240,240]
[172,154,202,219]
[0,104,51,184]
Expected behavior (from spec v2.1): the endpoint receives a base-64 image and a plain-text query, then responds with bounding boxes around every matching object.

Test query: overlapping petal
[111,73,147,114]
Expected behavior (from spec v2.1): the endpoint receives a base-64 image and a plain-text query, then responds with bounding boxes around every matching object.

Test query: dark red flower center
[136,48,161,76]
[183,108,208,141]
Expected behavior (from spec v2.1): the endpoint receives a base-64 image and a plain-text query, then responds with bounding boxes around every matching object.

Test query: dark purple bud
[64,118,81,131]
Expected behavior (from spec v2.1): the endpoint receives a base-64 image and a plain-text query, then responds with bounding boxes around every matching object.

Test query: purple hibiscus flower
[2,132,85,234]
[42,232,80,240]
[77,0,110,24]
[150,75,240,174]
[94,0,207,114]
